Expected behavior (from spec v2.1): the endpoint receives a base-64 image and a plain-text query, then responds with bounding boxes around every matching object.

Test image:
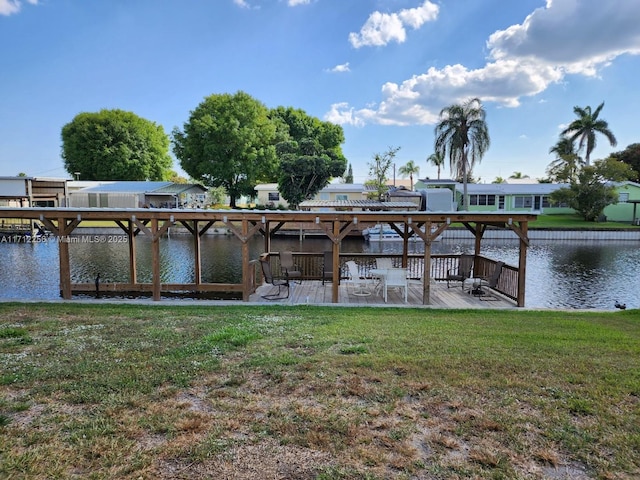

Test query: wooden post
[517,222,528,307]
[422,222,432,305]
[193,220,201,285]
[151,218,161,301]
[331,220,340,303]
[58,218,72,300]
[128,220,137,285]
[264,220,271,254]
[242,219,250,301]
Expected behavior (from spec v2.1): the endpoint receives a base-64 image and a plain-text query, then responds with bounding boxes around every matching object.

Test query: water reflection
[0,234,638,310]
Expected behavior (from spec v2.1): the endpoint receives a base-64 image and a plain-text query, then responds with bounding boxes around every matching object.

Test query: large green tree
[61,109,172,181]
[560,102,617,166]
[550,158,634,221]
[172,91,278,208]
[271,107,346,209]
[610,143,640,179]
[434,98,490,210]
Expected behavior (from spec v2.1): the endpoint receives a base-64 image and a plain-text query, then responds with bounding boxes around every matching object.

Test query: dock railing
[265,252,518,302]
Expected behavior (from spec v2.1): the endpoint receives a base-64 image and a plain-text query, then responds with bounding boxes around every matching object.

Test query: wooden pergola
[0,207,537,306]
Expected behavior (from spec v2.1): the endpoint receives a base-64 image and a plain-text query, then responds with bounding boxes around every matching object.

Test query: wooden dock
[250,279,516,308]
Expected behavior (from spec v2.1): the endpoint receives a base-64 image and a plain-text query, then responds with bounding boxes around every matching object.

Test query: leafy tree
[343,163,354,184]
[367,146,400,200]
[271,107,347,209]
[207,186,227,206]
[560,102,617,166]
[492,176,505,184]
[435,98,490,210]
[172,92,278,208]
[547,136,583,183]
[168,171,189,184]
[610,143,640,179]
[17,172,27,177]
[426,152,445,180]
[61,109,172,181]
[509,171,529,179]
[550,158,633,221]
[398,160,420,190]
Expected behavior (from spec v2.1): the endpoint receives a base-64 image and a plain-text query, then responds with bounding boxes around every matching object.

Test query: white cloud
[328,62,350,73]
[324,103,365,127]
[333,0,640,126]
[233,0,250,8]
[0,0,38,15]
[287,0,311,5]
[487,0,640,76]
[349,0,439,48]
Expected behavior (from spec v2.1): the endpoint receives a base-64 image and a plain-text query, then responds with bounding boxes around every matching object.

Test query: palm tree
[434,98,490,210]
[398,160,420,190]
[547,136,584,183]
[560,102,617,166]
[426,152,445,180]
[509,171,529,179]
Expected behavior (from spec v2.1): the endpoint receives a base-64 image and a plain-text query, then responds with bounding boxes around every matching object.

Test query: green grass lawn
[530,214,638,229]
[1,303,638,479]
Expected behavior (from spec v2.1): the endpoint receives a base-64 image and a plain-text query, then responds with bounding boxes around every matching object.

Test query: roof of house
[299,200,419,211]
[254,182,367,193]
[457,183,569,195]
[149,183,207,195]
[77,181,172,194]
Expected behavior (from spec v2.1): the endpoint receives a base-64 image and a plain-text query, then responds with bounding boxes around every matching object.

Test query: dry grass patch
[0,303,638,479]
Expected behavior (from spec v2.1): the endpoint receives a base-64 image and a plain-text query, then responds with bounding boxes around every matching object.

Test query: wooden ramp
[250,280,516,308]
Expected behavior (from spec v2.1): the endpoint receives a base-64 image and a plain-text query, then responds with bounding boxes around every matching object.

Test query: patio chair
[259,258,289,300]
[375,257,394,269]
[446,254,473,288]
[279,251,302,283]
[322,251,334,285]
[345,260,372,296]
[470,261,504,298]
[383,268,408,303]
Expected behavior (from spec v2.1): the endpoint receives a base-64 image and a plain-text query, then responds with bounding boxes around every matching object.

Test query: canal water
[0,233,638,310]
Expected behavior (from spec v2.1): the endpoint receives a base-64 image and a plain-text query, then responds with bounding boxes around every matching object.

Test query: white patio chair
[345,260,372,296]
[383,268,408,303]
[375,257,393,269]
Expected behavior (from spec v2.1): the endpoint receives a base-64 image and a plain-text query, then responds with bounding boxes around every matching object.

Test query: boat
[362,224,431,242]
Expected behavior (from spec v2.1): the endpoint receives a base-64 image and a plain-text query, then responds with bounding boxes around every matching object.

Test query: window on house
[619,192,629,203]
[541,196,551,208]
[514,196,533,208]
[336,194,348,201]
[268,192,279,201]
[469,194,495,206]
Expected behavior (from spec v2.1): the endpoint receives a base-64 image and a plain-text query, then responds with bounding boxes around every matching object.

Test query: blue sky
[2,0,640,184]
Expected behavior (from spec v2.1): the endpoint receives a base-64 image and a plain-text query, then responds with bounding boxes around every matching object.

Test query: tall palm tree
[398,160,420,190]
[434,97,490,210]
[426,152,445,180]
[560,102,617,166]
[547,136,583,183]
